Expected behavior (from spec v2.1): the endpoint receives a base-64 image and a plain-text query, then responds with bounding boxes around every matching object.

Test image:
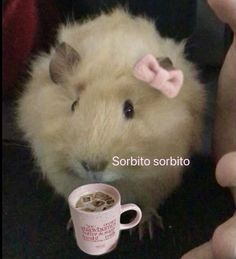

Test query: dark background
[55,0,197,41]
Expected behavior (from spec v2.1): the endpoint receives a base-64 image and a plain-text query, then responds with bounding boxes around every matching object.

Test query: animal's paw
[129,208,164,240]
[66,218,73,231]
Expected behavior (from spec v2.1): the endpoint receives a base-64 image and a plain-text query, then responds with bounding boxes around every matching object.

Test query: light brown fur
[17,9,205,223]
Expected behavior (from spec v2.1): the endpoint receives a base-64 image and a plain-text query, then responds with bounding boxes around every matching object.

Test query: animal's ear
[133,54,184,98]
[49,42,80,85]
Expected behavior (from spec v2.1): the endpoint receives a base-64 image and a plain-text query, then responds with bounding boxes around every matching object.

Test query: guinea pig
[17,9,205,237]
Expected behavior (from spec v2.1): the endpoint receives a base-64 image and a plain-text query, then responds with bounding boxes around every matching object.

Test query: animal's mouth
[69,167,123,183]
[87,170,123,183]
[87,171,102,183]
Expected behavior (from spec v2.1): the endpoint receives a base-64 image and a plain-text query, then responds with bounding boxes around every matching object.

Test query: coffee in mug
[76,191,115,212]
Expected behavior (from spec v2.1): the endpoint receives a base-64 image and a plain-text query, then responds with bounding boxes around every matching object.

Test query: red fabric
[3,0,38,96]
[3,0,59,97]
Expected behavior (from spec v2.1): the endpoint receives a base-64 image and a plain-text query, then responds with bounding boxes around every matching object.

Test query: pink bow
[133,54,184,98]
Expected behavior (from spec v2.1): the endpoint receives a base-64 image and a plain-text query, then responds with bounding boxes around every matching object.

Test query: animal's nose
[81,160,108,172]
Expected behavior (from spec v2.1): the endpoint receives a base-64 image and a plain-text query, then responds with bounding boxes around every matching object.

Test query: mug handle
[120,204,142,230]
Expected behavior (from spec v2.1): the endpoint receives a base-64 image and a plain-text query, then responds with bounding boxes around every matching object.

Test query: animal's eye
[123,100,134,119]
[71,99,79,112]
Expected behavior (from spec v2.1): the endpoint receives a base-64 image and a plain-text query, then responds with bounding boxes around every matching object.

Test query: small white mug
[68,183,142,255]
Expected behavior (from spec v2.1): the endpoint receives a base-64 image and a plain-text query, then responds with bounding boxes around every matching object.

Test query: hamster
[17,9,205,237]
